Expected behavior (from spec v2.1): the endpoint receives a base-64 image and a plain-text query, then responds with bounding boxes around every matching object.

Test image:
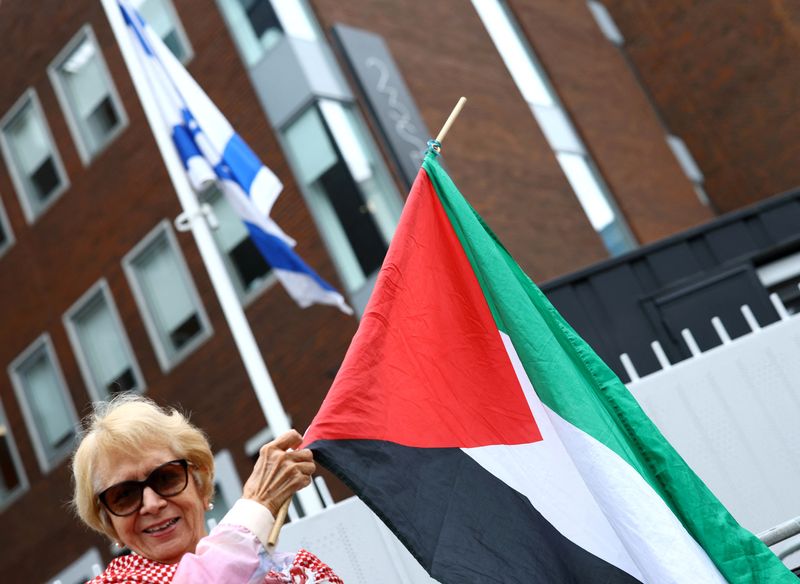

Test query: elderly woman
[72,395,342,583]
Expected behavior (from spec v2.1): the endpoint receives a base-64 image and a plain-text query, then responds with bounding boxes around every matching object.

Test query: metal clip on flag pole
[266,96,468,548]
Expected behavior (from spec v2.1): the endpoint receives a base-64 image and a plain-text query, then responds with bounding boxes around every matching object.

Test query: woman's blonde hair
[71,394,215,542]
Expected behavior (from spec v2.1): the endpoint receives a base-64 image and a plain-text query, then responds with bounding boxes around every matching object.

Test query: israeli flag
[119,0,352,314]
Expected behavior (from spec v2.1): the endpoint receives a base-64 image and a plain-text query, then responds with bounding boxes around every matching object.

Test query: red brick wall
[602,0,800,212]
[508,0,712,242]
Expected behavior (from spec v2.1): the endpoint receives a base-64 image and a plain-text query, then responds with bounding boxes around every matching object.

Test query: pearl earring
[207,502,214,511]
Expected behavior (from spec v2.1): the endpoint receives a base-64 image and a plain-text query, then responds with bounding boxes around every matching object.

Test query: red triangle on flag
[304,169,541,449]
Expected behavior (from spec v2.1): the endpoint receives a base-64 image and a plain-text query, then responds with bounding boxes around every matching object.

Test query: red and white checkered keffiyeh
[88,549,343,584]
[270,550,344,584]
[87,553,177,584]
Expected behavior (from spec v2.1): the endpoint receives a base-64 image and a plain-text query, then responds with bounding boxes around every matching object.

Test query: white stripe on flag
[220,179,296,247]
[464,335,643,580]
[472,332,728,584]
[152,17,233,168]
[275,270,354,314]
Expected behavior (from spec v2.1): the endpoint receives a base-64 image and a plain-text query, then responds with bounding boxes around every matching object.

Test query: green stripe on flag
[422,153,793,583]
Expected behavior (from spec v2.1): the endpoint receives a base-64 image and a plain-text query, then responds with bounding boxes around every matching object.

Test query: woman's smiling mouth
[143,517,180,534]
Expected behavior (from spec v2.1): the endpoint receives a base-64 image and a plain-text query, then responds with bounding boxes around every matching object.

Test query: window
[587,1,624,46]
[244,425,275,459]
[472,0,636,256]
[0,197,14,258]
[206,450,242,529]
[0,399,28,510]
[8,334,79,472]
[49,25,127,164]
[282,100,402,308]
[666,134,711,207]
[123,221,212,371]
[202,188,276,301]
[49,548,103,584]
[0,89,69,223]
[64,280,145,401]
[132,0,192,62]
[216,0,319,65]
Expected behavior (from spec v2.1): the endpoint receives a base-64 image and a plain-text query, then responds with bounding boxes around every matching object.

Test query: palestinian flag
[304,152,792,583]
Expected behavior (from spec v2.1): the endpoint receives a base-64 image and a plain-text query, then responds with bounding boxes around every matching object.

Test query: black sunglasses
[98,459,190,517]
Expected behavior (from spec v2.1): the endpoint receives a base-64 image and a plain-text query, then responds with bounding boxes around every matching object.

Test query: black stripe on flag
[311,439,642,584]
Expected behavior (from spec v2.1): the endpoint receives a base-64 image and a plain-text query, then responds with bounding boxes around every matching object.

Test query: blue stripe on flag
[221,134,261,195]
[173,125,201,169]
[245,223,336,292]
[213,162,235,182]
[120,3,153,57]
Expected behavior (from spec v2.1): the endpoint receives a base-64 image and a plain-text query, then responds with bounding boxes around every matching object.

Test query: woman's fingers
[242,429,316,516]
[287,448,314,463]
[270,429,303,450]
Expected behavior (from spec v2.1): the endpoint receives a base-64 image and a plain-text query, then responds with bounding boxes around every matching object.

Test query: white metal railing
[759,517,800,547]
[620,292,795,381]
[276,495,437,583]
[758,516,800,562]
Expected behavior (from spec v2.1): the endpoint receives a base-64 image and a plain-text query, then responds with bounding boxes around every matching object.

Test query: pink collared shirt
[89,499,342,583]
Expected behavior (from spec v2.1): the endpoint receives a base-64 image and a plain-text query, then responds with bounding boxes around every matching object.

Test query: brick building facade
[604,0,800,213]
[0,0,791,580]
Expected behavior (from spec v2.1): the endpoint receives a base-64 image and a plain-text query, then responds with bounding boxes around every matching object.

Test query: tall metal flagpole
[99,0,323,514]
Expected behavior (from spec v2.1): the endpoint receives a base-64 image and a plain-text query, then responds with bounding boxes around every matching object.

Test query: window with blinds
[0,400,27,510]
[123,221,212,371]
[132,0,193,62]
[205,450,242,530]
[0,198,13,258]
[202,187,275,301]
[64,280,145,401]
[47,548,103,584]
[281,100,402,306]
[49,26,127,164]
[216,0,319,66]
[8,334,78,472]
[0,90,69,223]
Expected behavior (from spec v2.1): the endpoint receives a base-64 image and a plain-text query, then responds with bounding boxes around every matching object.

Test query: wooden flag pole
[267,500,290,546]
[267,96,468,548]
[432,96,467,151]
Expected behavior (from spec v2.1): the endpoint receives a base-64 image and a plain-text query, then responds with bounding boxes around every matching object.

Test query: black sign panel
[333,24,430,188]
